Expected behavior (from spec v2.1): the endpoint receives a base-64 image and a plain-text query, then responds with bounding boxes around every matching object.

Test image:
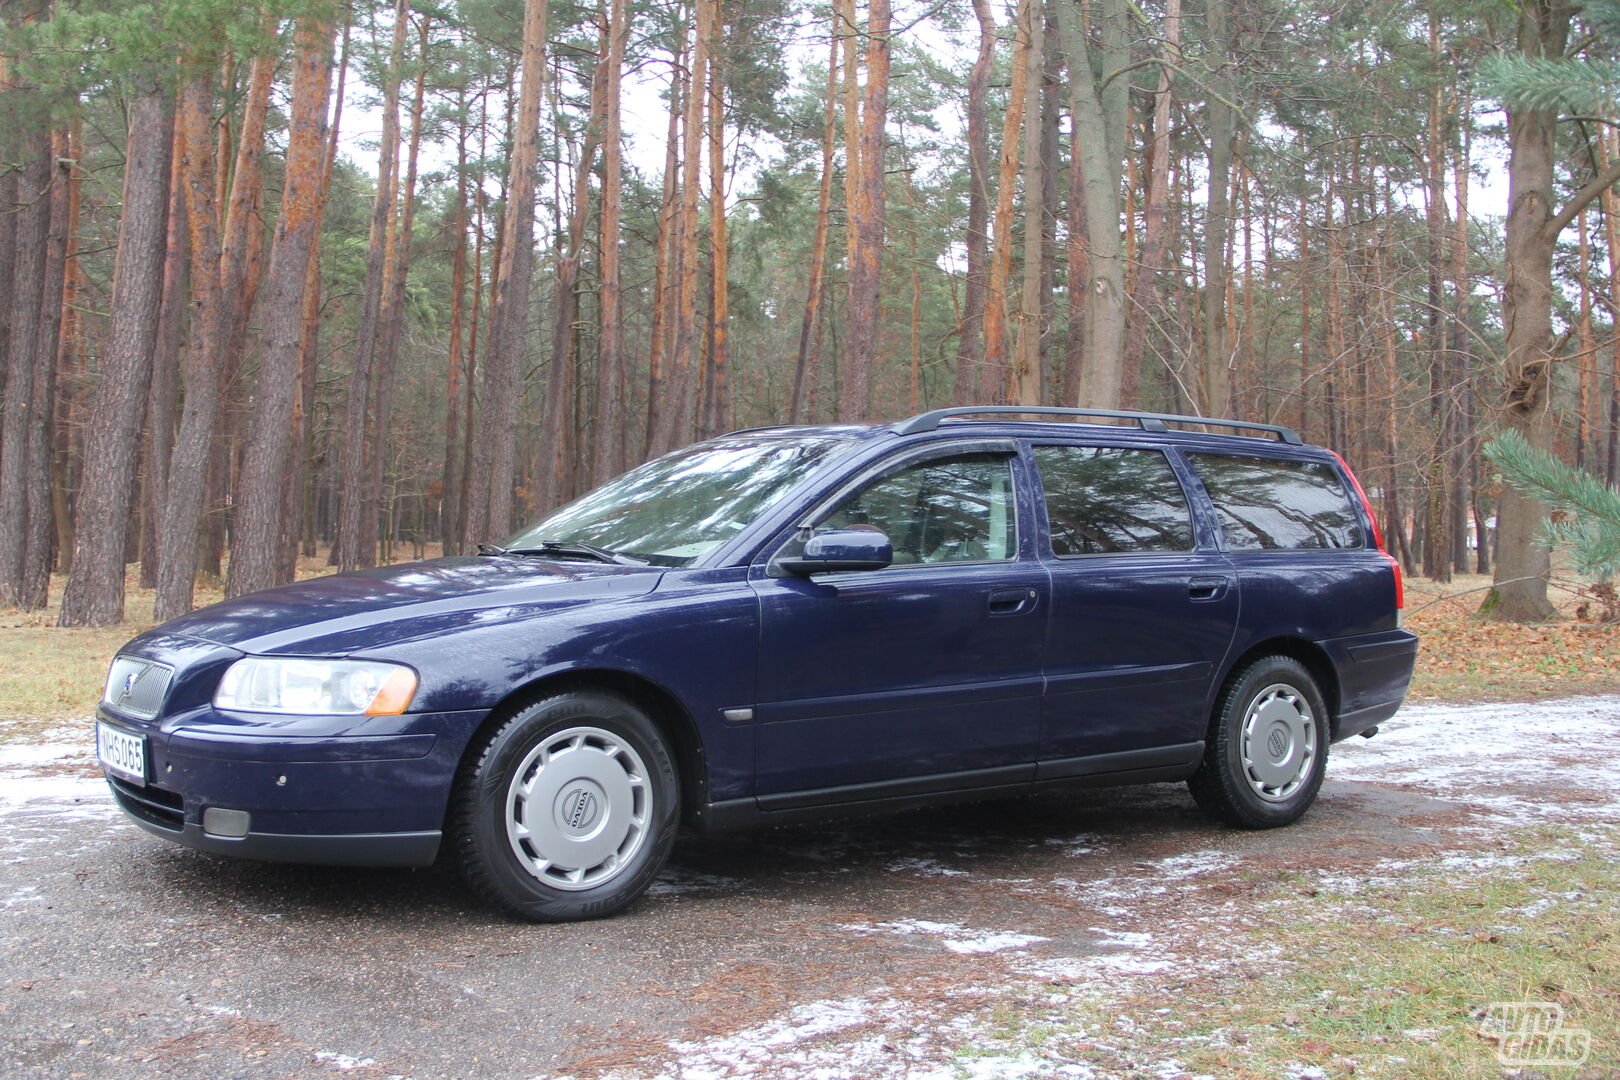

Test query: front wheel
[450,691,680,921]
[1188,656,1329,829]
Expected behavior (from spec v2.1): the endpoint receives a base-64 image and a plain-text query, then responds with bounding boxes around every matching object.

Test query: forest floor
[1,561,1618,1078]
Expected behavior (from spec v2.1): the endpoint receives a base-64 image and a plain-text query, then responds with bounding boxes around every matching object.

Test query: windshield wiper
[505,540,648,566]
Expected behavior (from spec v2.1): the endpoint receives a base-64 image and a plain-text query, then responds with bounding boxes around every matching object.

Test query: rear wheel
[1188,656,1328,829]
[451,691,679,921]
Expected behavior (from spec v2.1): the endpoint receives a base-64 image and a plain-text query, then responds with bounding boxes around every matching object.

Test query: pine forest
[1,0,1616,626]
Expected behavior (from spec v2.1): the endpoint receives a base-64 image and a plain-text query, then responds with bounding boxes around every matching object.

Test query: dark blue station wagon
[96,407,1417,921]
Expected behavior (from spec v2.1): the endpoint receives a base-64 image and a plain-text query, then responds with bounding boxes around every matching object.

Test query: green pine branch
[1479,55,1620,115]
[1483,430,1620,580]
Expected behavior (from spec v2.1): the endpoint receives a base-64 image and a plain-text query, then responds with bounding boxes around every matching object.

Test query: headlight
[214,658,418,716]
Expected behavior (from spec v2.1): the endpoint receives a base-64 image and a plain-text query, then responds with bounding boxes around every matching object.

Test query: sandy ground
[0,697,1616,1079]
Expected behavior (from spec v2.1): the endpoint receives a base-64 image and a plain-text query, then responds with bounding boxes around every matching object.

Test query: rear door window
[1188,454,1363,551]
[1033,446,1194,555]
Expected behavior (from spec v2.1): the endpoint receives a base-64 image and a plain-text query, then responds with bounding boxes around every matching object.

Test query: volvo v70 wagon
[96,407,1416,921]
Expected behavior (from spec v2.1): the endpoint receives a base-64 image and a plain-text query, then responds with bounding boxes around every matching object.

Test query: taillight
[1332,451,1384,551]
[1383,551,1404,612]
[1332,451,1403,621]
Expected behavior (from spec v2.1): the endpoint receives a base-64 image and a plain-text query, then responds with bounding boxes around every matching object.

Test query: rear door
[1033,442,1239,770]
[749,441,1049,800]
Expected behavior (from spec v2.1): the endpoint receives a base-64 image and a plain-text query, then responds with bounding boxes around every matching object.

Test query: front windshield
[503,437,841,566]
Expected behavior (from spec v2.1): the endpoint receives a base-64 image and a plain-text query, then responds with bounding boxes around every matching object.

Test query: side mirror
[777,528,894,575]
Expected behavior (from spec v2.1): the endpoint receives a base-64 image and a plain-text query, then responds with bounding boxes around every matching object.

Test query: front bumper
[98,704,487,869]
[107,775,441,866]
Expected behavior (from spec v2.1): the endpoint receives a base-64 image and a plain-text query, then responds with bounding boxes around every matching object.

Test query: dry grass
[989,826,1620,1079]
[1405,573,1620,702]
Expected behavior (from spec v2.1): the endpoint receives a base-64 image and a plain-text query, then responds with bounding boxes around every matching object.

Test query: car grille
[102,656,173,720]
[108,776,185,831]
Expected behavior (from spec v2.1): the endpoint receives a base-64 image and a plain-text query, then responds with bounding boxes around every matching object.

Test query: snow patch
[314,1051,377,1071]
[1332,697,1620,821]
[843,918,1048,955]
[0,721,114,822]
[885,856,971,878]
[660,995,889,1078]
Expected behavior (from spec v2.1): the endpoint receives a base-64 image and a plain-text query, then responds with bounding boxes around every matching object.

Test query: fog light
[202,807,251,839]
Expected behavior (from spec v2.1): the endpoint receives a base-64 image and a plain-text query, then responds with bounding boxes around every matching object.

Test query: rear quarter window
[1188,454,1363,551]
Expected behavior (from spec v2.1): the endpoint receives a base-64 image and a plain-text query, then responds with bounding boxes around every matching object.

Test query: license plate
[97,722,147,784]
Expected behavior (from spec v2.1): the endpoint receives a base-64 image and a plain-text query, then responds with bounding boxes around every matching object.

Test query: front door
[750,444,1049,800]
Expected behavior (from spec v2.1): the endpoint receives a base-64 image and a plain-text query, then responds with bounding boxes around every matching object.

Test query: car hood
[144,556,663,656]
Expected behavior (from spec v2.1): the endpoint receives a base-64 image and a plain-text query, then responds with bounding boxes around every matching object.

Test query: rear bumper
[1318,628,1419,741]
[109,778,440,866]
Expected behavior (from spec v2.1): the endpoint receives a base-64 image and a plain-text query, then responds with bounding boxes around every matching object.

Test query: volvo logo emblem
[561,786,600,831]
[118,666,146,706]
[1267,729,1288,759]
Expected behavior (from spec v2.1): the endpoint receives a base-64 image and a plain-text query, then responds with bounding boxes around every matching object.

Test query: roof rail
[892,406,1303,445]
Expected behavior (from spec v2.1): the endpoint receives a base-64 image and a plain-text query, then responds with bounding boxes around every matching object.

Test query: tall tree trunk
[1601,130,1620,490]
[141,124,188,593]
[1450,96,1473,574]
[1122,0,1180,404]
[335,0,408,572]
[444,84,471,546]
[591,0,630,485]
[227,16,336,598]
[1201,0,1235,418]
[21,133,71,609]
[456,86,493,549]
[1485,0,1592,622]
[1010,0,1045,406]
[465,0,548,546]
[1062,108,1088,409]
[210,39,276,581]
[838,0,891,420]
[704,29,730,436]
[51,120,83,576]
[1037,8,1061,401]
[983,0,1029,405]
[643,31,684,455]
[1577,210,1595,469]
[289,11,350,571]
[951,0,995,405]
[0,121,14,409]
[1423,11,1451,583]
[59,88,172,625]
[219,42,276,382]
[538,36,611,515]
[1053,0,1128,409]
[650,0,708,452]
[1,133,52,605]
[790,25,840,423]
[155,71,231,622]
[361,13,430,566]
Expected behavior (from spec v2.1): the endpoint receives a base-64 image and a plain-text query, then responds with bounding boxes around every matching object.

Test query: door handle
[988,587,1039,616]
[1188,575,1229,601]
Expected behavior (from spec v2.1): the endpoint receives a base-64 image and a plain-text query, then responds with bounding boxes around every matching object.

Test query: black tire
[1188,656,1329,829]
[449,691,680,921]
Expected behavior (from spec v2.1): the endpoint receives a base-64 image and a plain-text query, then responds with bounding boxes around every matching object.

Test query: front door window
[816,453,1017,565]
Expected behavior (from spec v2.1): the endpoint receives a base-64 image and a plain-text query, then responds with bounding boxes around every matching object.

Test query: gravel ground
[1,697,1616,1079]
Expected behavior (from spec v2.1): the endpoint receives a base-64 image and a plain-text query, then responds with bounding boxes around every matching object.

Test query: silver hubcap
[505,726,650,891]
[1239,683,1317,802]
